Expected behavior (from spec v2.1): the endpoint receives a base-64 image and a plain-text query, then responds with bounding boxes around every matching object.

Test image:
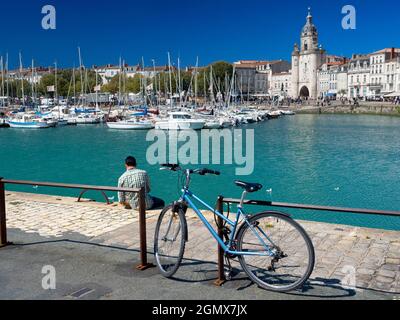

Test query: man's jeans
[150,196,165,210]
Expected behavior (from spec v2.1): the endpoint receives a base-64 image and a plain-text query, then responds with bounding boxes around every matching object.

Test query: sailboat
[106,58,154,130]
[73,48,101,124]
[106,105,155,130]
[7,53,51,129]
[106,118,155,130]
[53,61,68,126]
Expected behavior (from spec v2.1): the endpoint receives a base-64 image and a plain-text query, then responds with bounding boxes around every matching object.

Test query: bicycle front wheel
[154,205,187,278]
[237,212,315,292]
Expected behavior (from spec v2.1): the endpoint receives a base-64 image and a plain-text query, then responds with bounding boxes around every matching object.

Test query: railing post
[0,177,9,248]
[214,196,226,286]
[136,187,154,270]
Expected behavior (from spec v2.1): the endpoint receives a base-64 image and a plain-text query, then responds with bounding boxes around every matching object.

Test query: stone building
[347,54,371,98]
[317,58,348,98]
[369,48,400,96]
[270,72,291,97]
[291,9,326,99]
[234,60,290,95]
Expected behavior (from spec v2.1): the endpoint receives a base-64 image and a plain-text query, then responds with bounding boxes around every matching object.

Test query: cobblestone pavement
[3,192,400,296]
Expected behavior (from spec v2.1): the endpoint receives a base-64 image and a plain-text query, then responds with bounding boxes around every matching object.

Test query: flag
[47,85,55,92]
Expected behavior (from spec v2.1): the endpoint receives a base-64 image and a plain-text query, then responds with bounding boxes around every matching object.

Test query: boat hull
[7,121,50,129]
[106,122,154,130]
[75,118,101,124]
[155,121,205,130]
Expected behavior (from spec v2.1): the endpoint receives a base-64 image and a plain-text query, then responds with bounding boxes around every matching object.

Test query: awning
[384,92,400,97]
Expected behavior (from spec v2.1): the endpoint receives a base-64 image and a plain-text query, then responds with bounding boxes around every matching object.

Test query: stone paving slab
[3,192,400,296]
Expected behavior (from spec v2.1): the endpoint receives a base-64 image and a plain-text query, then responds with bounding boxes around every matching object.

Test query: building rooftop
[234,60,285,69]
[371,48,400,55]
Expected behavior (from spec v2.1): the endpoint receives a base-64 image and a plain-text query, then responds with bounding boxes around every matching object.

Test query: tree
[101,74,142,94]
[37,69,100,98]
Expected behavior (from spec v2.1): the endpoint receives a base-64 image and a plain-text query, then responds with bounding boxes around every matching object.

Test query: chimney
[391,47,395,60]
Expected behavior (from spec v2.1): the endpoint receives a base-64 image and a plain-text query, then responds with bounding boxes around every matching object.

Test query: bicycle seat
[234,181,263,193]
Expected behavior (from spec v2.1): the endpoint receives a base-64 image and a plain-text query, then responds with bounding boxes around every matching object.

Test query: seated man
[118,156,165,210]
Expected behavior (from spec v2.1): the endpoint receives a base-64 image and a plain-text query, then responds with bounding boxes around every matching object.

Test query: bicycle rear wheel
[154,205,187,278]
[236,212,315,292]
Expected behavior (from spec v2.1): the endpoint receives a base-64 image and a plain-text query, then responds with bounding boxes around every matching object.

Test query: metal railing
[0,177,153,270]
[214,196,400,286]
[1,178,399,286]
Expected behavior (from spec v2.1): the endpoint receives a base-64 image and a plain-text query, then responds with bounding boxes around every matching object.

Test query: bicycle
[154,164,315,292]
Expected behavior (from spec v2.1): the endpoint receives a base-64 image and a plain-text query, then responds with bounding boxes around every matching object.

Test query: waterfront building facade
[270,72,291,97]
[369,48,400,96]
[255,10,400,100]
[347,54,371,99]
[234,60,290,96]
[94,64,139,85]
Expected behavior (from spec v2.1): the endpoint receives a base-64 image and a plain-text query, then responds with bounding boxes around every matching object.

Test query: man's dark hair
[125,156,137,167]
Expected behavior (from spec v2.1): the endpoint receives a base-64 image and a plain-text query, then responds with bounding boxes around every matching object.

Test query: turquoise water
[1,114,400,230]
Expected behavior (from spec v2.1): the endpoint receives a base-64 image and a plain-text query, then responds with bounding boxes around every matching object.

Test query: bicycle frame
[181,188,276,257]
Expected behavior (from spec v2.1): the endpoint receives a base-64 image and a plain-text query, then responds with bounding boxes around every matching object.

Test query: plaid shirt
[118,168,154,209]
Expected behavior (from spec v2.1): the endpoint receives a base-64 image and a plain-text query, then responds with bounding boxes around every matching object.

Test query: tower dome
[302,8,317,36]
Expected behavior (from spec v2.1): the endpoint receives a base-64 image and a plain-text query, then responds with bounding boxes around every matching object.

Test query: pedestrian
[118,156,165,210]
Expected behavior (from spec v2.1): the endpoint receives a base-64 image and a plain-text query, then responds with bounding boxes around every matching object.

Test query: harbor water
[1,114,400,230]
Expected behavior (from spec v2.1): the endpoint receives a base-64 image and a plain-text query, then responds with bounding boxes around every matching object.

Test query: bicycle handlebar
[192,168,221,176]
[160,164,220,176]
[160,164,181,171]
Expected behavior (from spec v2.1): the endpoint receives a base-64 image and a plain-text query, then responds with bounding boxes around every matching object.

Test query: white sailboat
[8,113,51,129]
[155,112,205,130]
[106,118,154,130]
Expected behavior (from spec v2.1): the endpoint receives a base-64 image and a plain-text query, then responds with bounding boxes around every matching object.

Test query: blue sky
[1,0,400,69]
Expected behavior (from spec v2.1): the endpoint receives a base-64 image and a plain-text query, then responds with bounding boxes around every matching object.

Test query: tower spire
[307,7,312,22]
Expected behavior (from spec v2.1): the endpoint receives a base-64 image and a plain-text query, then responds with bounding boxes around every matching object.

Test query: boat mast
[122,59,126,107]
[247,76,250,104]
[227,66,236,109]
[177,57,182,107]
[142,57,146,107]
[19,52,25,108]
[95,66,99,109]
[72,64,76,106]
[1,56,4,108]
[152,59,157,106]
[210,65,214,105]
[167,52,173,108]
[240,74,243,105]
[31,59,35,109]
[6,53,9,106]
[118,57,122,107]
[78,47,84,106]
[203,68,207,105]
[194,57,198,108]
[54,61,58,105]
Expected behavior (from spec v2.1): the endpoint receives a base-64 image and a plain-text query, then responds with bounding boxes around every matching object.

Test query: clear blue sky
[1,0,400,69]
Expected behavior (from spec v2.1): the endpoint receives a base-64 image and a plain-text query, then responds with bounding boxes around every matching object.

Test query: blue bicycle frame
[181,188,276,257]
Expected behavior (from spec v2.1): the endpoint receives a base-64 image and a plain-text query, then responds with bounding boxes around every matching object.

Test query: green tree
[37,68,100,98]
